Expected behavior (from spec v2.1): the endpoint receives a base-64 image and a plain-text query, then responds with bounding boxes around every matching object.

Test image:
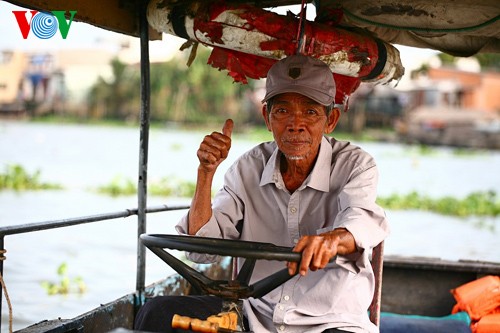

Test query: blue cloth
[380,312,471,333]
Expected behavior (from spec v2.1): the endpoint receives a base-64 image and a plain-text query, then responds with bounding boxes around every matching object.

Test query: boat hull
[15,256,500,333]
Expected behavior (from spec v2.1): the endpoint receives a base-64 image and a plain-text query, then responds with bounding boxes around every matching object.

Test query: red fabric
[207,47,361,105]
[192,1,380,104]
[207,48,275,84]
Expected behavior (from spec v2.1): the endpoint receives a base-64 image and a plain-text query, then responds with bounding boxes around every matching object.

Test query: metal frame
[0,0,162,328]
[135,0,151,307]
[0,204,190,329]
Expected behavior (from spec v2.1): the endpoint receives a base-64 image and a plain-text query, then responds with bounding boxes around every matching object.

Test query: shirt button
[293,239,299,244]
[278,305,284,310]
[279,325,285,331]
[290,207,297,213]
[283,295,290,301]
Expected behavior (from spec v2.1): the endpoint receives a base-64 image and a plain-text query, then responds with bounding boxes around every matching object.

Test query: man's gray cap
[262,55,336,106]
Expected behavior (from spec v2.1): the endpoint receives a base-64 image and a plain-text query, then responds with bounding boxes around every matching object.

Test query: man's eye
[306,109,319,116]
[274,108,288,114]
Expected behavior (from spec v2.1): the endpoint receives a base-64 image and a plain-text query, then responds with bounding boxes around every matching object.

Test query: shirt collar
[260,144,281,186]
[260,136,332,192]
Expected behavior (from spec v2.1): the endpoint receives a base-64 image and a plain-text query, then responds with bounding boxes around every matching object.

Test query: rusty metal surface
[15,295,135,333]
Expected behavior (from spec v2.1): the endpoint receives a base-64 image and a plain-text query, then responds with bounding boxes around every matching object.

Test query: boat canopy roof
[5,0,499,56]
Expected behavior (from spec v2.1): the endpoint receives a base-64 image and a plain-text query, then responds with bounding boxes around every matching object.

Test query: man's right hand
[197,119,234,173]
[189,119,234,235]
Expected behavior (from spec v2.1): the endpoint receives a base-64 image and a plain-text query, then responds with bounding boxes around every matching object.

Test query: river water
[1,120,499,331]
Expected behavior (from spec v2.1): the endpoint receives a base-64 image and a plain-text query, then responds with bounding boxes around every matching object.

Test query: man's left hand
[287,228,355,276]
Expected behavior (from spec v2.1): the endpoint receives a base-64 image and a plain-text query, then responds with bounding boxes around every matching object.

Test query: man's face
[262,92,340,163]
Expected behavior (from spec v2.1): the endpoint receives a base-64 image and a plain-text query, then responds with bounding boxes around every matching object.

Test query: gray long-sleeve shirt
[177,136,390,333]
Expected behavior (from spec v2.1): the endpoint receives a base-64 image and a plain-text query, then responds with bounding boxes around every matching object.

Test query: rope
[0,249,13,333]
[295,0,308,54]
[343,8,499,34]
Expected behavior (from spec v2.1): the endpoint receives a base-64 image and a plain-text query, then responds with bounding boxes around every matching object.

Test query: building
[0,49,116,117]
[397,66,500,149]
[0,51,26,116]
[406,67,500,113]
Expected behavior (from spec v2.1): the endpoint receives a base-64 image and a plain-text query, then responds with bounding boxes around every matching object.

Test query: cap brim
[262,85,335,106]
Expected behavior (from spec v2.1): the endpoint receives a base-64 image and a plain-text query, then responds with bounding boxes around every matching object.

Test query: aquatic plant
[96,176,137,197]
[0,164,62,191]
[96,176,197,198]
[377,190,500,217]
[149,177,196,198]
[40,262,87,296]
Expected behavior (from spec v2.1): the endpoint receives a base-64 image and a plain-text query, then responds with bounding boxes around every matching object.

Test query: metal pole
[136,0,151,302]
[0,236,4,328]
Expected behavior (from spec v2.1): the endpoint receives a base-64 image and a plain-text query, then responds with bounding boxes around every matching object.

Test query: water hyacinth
[0,164,62,191]
[377,190,500,217]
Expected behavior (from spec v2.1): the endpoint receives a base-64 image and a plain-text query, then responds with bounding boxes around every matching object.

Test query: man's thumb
[222,119,234,138]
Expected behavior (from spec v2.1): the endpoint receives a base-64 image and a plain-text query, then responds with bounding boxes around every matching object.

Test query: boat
[12,249,500,332]
[1,0,499,332]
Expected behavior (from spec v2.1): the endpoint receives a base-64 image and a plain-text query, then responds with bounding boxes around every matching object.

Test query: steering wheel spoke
[140,234,302,300]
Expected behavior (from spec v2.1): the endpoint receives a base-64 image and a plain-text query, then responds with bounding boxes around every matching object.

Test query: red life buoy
[147,0,404,105]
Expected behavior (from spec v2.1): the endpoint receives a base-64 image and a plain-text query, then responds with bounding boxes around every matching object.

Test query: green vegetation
[86,48,258,125]
[96,176,197,198]
[149,177,196,198]
[97,173,499,220]
[377,191,500,217]
[438,52,500,71]
[96,176,137,197]
[41,262,87,296]
[452,148,487,157]
[4,163,498,221]
[0,164,62,191]
[411,144,439,156]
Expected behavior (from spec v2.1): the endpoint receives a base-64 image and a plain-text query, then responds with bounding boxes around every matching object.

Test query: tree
[87,48,257,124]
[148,46,256,124]
[474,53,500,71]
[87,58,136,120]
[436,52,500,71]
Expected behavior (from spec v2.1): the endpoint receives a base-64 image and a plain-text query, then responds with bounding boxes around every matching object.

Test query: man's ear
[262,104,272,131]
[325,108,341,134]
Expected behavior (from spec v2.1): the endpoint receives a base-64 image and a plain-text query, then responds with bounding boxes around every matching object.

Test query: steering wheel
[140,234,302,301]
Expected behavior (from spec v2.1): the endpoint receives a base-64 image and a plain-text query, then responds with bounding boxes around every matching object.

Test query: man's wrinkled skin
[188,93,357,277]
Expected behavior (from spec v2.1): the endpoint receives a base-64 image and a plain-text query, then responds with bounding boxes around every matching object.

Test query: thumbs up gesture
[197,119,234,173]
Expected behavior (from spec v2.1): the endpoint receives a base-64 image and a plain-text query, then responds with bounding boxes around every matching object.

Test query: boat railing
[0,203,190,330]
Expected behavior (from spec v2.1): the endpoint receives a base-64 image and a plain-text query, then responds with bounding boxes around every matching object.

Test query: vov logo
[13,10,77,39]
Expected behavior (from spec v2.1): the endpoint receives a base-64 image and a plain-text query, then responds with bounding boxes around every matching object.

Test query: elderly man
[135,54,389,333]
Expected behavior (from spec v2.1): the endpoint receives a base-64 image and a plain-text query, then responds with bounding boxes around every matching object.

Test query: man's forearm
[188,168,216,235]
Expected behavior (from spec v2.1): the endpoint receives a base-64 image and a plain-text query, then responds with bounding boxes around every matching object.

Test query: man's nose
[287,112,306,130]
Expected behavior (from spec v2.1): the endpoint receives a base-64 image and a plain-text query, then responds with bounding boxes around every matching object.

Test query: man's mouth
[282,138,310,145]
